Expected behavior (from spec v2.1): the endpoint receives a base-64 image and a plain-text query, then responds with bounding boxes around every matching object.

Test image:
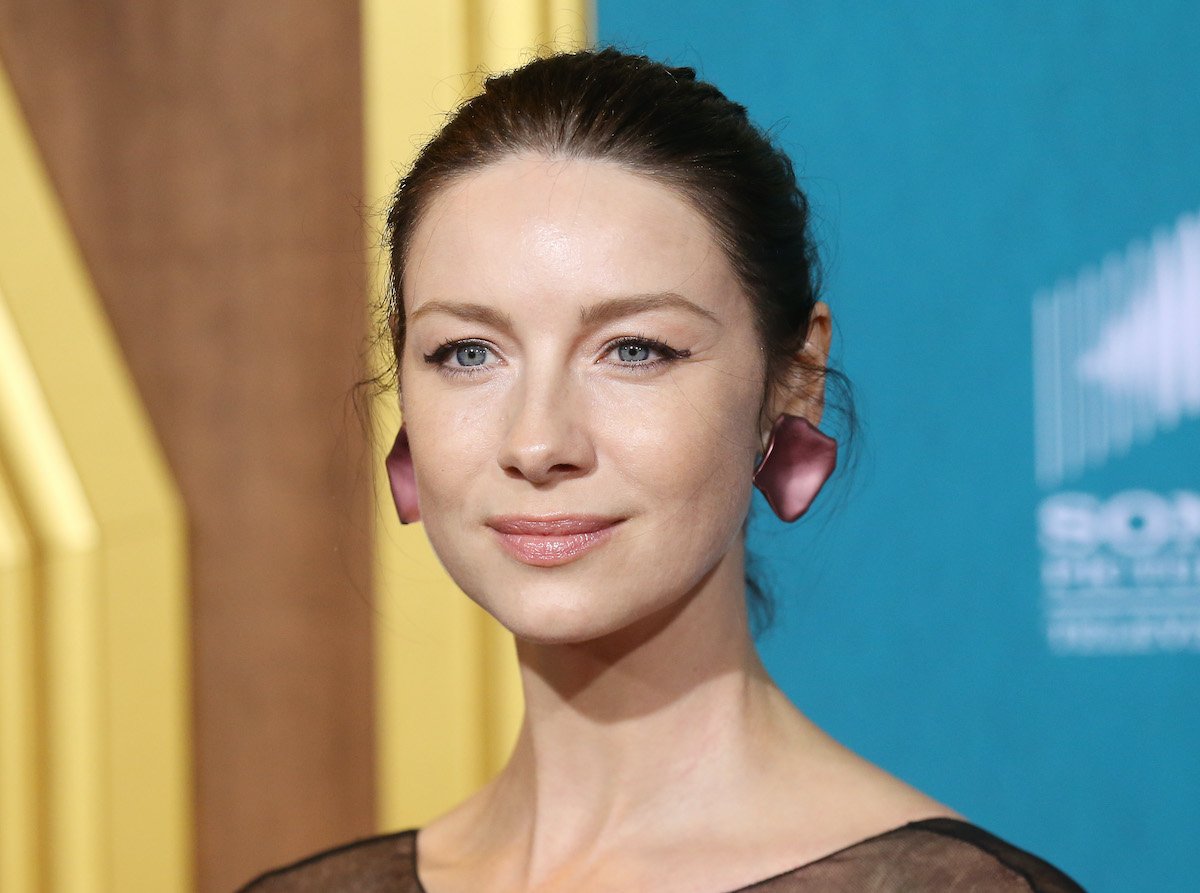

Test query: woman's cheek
[406,401,483,516]
[601,390,753,511]
[677,393,761,529]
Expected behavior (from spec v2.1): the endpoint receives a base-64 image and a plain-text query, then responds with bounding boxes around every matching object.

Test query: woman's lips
[487,516,621,567]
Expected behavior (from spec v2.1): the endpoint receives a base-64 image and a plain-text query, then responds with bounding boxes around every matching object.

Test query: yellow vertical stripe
[101,510,189,893]
[0,287,105,893]
[0,460,39,893]
[475,1,543,72]
[544,1,596,44]
[0,58,191,892]
[365,0,591,831]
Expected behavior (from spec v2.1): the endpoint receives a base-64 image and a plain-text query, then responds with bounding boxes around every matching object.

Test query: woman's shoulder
[234,828,422,893]
[760,817,1085,893]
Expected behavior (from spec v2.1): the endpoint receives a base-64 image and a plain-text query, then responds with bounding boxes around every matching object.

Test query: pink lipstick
[487,515,621,567]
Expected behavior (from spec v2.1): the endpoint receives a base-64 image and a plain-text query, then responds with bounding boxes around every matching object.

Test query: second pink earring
[752,414,837,522]
[384,425,421,525]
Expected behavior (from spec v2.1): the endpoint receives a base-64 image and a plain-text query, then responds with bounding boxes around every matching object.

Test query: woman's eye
[607,337,688,368]
[454,344,489,366]
[422,340,495,375]
[616,342,652,363]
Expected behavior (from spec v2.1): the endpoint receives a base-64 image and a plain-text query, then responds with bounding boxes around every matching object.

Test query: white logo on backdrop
[1032,208,1200,489]
[1032,208,1200,654]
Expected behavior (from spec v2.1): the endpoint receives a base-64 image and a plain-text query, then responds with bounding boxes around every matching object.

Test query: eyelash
[422,335,691,378]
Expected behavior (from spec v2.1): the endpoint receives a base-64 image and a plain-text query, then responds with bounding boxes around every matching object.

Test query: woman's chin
[494,604,632,646]
[476,590,660,647]
[475,581,704,652]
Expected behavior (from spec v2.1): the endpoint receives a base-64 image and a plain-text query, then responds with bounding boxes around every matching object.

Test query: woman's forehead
[403,155,744,322]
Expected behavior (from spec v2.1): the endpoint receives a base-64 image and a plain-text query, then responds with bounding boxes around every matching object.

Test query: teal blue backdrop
[597,3,1200,891]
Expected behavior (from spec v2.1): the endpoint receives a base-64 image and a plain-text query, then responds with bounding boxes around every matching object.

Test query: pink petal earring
[752,414,837,522]
[384,425,421,524]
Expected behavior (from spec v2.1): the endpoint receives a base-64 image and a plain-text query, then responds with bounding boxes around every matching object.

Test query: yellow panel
[0,284,104,893]
[365,0,591,831]
[0,464,39,893]
[101,518,189,893]
[0,59,191,893]
[41,548,106,893]
[476,0,542,72]
[544,0,595,45]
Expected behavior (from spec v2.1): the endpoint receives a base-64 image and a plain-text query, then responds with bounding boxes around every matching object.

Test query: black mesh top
[237,817,1086,892]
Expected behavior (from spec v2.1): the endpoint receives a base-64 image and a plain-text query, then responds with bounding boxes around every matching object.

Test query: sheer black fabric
[237,817,1085,892]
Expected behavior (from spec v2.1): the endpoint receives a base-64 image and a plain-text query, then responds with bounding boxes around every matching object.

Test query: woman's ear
[763,301,831,439]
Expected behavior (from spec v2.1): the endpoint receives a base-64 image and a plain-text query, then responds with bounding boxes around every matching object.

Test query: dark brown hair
[372,47,856,634]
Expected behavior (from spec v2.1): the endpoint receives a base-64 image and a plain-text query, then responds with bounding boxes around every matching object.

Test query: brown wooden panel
[0,3,375,890]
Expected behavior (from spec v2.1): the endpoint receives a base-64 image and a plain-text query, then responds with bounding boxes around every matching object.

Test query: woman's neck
[415,545,956,892]
[474,544,804,874]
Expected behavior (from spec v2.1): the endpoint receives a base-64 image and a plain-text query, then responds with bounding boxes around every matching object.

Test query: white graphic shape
[1033,208,1200,486]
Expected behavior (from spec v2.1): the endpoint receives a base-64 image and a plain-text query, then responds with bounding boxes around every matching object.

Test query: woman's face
[401,155,767,644]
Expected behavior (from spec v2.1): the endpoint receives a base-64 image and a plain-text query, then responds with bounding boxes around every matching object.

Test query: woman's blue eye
[616,342,652,363]
[455,344,489,366]
[606,338,690,368]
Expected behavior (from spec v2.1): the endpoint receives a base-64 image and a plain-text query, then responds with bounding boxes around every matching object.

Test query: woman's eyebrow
[408,301,514,331]
[407,292,719,330]
[578,292,720,327]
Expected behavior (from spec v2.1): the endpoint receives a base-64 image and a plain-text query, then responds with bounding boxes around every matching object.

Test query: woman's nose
[497,377,596,485]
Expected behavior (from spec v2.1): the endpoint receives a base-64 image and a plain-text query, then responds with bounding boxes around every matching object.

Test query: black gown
[237,817,1086,892]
